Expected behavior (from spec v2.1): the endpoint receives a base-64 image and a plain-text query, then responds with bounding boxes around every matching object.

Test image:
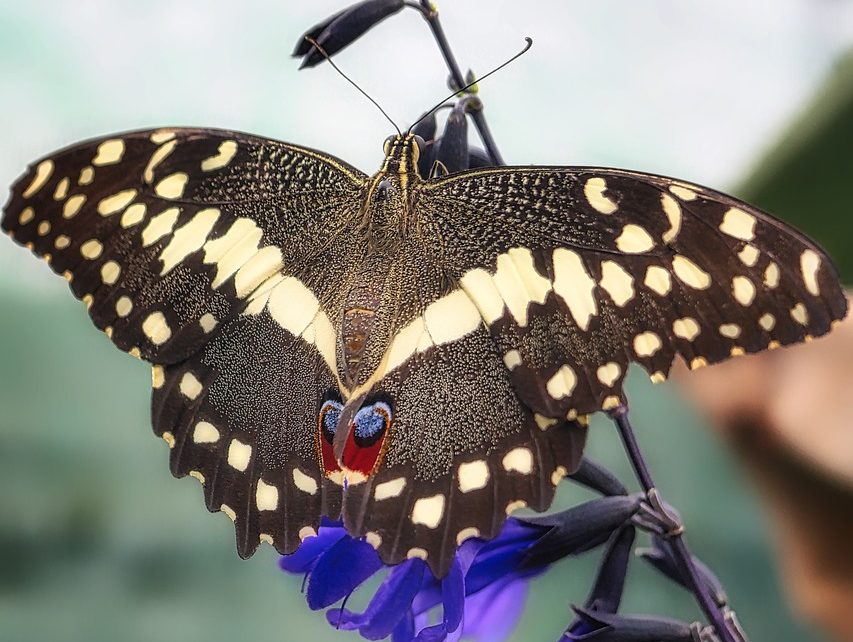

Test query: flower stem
[410,0,505,165]
[610,405,744,642]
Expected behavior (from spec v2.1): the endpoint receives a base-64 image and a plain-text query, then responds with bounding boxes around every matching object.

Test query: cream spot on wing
[299,526,317,540]
[141,207,180,246]
[18,207,35,225]
[97,189,137,216]
[144,139,177,184]
[121,203,147,228]
[503,349,522,370]
[82,294,93,309]
[161,432,175,448]
[407,548,428,560]
[616,224,655,253]
[546,364,577,399]
[669,185,698,201]
[255,479,278,511]
[365,532,382,549]
[129,347,141,359]
[800,250,821,296]
[505,500,527,515]
[633,331,662,357]
[267,277,320,338]
[154,172,189,199]
[159,207,220,274]
[374,477,406,500]
[660,193,682,243]
[104,326,113,338]
[584,176,618,214]
[673,317,700,341]
[53,177,70,200]
[201,140,238,171]
[203,218,264,287]
[92,139,125,166]
[759,313,776,331]
[80,239,103,259]
[411,494,445,529]
[53,235,70,249]
[37,221,51,236]
[502,448,533,474]
[719,208,756,240]
[719,323,741,339]
[730,347,746,357]
[189,470,205,484]
[491,247,552,327]
[602,395,621,410]
[596,362,621,387]
[151,365,165,389]
[790,302,809,325]
[199,313,218,333]
[460,268,505,325]
[764,262,780,288]
[115,296,133,317]
[551,466,568,486]
[193,421,220,443]
[259,533,274,545]
[293,468,318,495]
[220,505,237,522]
[732,276,756,306]
[672,255,711,289]
[553,248,597,330]
[424,289,482,344]
[456,527,481,545]
[650,372,666,384]
[385,317,428,373]
[227,439,252,471]
[180,372,203,399]
[78,166,94,185]
[535,414,558,430]
[23,159,54,198]
[150,129,176,144]
[599,260,634,306]
[63,194,86,219]
[100,260,121,285]
[644,266,672,296]
[738,244,760,267]
[458,460,489,493]
[142,311,172,345]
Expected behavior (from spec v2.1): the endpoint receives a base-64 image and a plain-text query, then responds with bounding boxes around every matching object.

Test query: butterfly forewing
[417,166,847,417]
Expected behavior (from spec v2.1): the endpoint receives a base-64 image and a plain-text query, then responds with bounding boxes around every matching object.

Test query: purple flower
[279,518,550,641]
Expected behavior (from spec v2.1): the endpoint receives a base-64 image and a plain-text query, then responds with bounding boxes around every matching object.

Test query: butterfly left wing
[415,166,847,418]
[2,127,369,557]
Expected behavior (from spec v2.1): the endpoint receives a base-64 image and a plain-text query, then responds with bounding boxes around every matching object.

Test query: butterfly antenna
[305,37,401,135]
[407,37,533,134]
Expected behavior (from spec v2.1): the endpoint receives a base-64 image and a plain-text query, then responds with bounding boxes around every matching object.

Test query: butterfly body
[2,126,845,575]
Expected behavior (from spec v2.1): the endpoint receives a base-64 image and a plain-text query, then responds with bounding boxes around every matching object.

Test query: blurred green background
[1,2,852,641]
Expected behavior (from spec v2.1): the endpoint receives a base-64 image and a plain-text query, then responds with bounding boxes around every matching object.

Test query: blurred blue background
[1,1,852,640]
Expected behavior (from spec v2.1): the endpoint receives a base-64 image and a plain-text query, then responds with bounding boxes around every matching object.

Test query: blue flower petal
[306,536,384,609]
[278,526,347,573]
[391,609,416,642]
[463,575,529,641]
[358,559,427,639]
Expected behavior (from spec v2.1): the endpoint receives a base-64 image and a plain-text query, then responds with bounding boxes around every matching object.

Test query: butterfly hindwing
[339,323,587,576]
[417,166,847,417]
[152,304,344,558]
[2,127,366,363]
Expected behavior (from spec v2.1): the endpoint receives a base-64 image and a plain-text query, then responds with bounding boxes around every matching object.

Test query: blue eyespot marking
[320,400,343,438]
[353,402,392,441]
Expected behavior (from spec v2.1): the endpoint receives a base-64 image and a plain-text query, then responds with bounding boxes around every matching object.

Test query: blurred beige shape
[676,295,853,642]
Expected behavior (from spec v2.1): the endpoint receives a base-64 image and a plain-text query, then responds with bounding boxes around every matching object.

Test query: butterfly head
[381,132,425,179]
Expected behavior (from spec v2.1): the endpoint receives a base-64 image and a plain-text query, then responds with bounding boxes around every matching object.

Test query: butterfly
[2,127,846,576]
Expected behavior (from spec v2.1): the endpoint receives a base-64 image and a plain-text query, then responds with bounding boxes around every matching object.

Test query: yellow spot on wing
[141,207,180,246]
[660,193,682,243]
[97,189,137,216]
[142,311,172,345]
[546,364,577,399]
[423,289,482,345]
[553,248,597,331]
[144,139,177,184]
[719,208,756,241]
[615,224,655,253]
[63,194,86,219]
[800,250,821,296]
[155,172,189,199]
[23,160,54,198]
[583,177,618,214]
[672,255,710,289]
[599,260,634,306]
[201,140,238,171]
[159,208,220,274]
[92,139,125,166]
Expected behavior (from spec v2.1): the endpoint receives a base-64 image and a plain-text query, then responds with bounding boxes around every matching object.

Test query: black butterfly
[2,127,846,576]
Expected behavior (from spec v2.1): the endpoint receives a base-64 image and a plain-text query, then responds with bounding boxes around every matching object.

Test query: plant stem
[410,0,505,165]
[610,405,743,642]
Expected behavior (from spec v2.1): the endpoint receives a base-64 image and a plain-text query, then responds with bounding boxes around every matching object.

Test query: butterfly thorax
[339,134,425,389]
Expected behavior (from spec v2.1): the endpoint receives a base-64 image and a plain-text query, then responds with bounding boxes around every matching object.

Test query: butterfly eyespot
[352,401,392,447]
[318,399,343,443]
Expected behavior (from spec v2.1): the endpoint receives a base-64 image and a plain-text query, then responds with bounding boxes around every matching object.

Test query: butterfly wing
[2,127,368,555]
[414,166,847,418]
